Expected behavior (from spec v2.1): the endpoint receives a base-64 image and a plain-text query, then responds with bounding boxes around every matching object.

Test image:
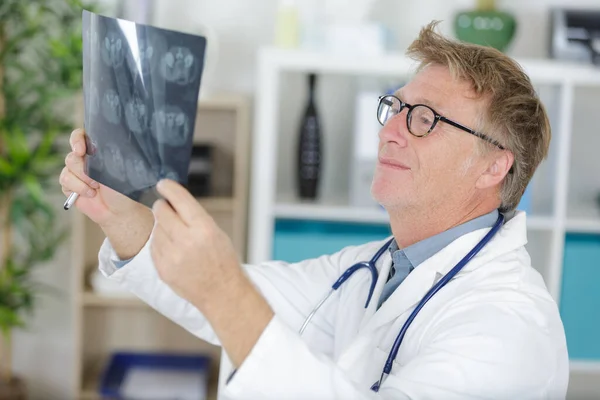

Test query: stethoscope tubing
[371,213,504,391]
[299,288,334,335]
[298,238,392,335]
[331,237,394,307]
[297,214,504,393]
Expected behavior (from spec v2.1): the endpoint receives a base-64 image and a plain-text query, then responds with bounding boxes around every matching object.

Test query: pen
[63,192,79,210]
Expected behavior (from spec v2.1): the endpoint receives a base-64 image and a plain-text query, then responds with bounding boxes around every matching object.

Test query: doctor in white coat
[60,22,569,399]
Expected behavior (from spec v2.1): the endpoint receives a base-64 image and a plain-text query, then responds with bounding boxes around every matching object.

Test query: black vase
[297,73,322,200]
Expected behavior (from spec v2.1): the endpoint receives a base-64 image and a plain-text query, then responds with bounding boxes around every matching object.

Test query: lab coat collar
[359,211,528,333]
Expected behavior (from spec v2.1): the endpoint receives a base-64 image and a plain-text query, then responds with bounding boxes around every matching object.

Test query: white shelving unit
[248,47,600,380]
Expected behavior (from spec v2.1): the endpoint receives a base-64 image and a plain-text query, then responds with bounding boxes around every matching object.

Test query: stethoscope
[299,213,505,392]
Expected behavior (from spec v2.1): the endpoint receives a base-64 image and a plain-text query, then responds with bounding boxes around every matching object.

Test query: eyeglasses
[377,94,506,150]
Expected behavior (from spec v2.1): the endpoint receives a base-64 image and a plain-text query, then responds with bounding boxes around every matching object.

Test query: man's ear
[476,151,514,189]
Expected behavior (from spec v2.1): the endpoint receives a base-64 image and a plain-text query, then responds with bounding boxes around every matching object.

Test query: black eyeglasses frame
[377,94,506,151]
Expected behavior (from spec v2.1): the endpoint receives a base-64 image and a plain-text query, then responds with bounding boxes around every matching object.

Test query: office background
[3,0,600,398]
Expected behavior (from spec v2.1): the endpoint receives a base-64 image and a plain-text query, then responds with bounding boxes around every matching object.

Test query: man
[60,22,569,399]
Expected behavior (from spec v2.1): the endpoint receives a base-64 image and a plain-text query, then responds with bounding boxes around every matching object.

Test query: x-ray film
[82,10,206,206]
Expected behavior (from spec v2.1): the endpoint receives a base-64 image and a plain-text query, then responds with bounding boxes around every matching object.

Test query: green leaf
[0,158,15,177]
[0,26,39,61]
[32,156,63,177]
[9,199,25,226]
[22,175,44,206]
[0,307,24,333]
[3,127,31,166]
[35,130,59,157]
[49,39,70,58]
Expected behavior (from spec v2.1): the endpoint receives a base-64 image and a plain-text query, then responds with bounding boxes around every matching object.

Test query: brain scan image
[161,168,180,181]
[83,23,90,49]
[101,89,122,124]
[85,83,100,118]
[138,44,155,71]
[125,157,155,190]
[83,10,207,206]
[140,44,154,62]
[91,30,100,52]
[86,139,104,172]
[103,142,126,181]
[102,31,125,68]
[152,106,190,147]
[160,46,196,85]
[127,42,155,79]
[125,97,148,134]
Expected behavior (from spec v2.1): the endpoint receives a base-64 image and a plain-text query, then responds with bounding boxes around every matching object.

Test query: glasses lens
[377,96,401,126]
[408,105,436,137]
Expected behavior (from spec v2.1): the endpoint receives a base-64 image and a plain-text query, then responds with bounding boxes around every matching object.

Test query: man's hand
[59,128,155,260]
[151,179,274,368]
[60,128,142,226]
[151,179,243,304]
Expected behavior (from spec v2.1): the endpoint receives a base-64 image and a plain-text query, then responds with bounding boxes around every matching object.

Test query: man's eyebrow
[394,89,445,113]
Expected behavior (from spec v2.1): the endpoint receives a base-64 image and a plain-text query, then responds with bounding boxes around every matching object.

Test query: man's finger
[152,199,187,241]
[156,179,209,225]
[69,128,87,156]
[59,167,97,198]
[65,152,99,188]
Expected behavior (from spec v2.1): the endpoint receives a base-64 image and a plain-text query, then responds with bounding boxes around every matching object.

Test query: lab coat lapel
[358,211,528,334]
[357,249,394,331]
[359,215,518,333]
[362,259,440,334]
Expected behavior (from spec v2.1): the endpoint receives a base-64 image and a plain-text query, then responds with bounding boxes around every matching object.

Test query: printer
[550,8,600,65]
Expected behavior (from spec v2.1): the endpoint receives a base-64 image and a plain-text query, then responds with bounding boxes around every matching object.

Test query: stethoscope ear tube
[330,238,394,308]
[299,237,393,335]
[298,288,335,335]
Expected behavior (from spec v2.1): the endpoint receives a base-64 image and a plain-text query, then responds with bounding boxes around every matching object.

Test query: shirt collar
[389,209,499,270]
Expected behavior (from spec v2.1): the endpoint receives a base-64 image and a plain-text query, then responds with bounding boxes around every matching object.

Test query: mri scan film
[82,10,206,206]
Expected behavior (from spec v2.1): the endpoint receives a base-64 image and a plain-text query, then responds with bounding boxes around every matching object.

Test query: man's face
[371,65,487,213]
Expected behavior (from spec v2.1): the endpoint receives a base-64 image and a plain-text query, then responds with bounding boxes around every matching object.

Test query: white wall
[145,0,600,93]
[152,0,280,95]
[148,0,600,203]
[11,0,600,399]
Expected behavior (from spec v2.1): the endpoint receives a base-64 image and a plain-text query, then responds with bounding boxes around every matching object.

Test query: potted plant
[0,1,94,397]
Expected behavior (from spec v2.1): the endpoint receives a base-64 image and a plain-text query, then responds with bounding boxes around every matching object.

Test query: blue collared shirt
[377,209,499,308]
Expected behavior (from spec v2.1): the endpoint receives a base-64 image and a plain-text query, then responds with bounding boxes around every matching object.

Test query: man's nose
[378,111,409,147]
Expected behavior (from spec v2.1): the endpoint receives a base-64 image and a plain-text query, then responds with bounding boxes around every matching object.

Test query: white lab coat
[98,211,569,399]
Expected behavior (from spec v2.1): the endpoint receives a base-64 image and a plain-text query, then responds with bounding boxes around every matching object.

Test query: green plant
[0,0,95,381]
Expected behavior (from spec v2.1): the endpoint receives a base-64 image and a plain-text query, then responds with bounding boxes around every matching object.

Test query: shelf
[259,47,600,85]
[197,196,235,213]
[526,215,557,231]
[81,363,219,400]
[274,196,556,230]
[82,292,145,308]
[80,388,99,400]
[80,390,98,399]
[567,201,600,233]
[274,197,389,224]
[198,93,248,111]
[81,369,101,400]
[567,219,600,234]
[571,360,600,373]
